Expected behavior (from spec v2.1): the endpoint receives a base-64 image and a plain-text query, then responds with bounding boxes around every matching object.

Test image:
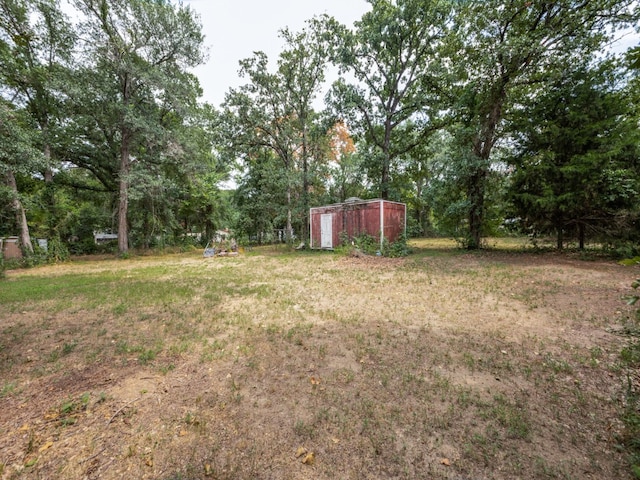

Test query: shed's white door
[320,214,333,249]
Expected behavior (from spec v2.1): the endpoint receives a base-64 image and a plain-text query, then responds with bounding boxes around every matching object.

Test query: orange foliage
[328,121,355,163]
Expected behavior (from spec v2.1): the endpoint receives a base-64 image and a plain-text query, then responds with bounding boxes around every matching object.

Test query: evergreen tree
[508,61,640,249]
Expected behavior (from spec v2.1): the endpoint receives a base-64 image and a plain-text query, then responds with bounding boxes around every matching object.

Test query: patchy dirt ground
[0,242,638,479]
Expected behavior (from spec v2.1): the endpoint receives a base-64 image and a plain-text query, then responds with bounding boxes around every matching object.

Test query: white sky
[183,1,371,107]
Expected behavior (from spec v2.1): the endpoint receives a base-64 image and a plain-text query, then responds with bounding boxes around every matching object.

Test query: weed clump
[337,232,410,258]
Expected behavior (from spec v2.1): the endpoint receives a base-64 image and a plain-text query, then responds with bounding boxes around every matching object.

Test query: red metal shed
[310,198,406,250]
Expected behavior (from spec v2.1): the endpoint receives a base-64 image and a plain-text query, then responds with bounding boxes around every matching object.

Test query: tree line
[1,0,639,258]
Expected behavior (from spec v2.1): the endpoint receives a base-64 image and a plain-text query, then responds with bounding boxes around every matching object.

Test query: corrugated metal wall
[310,200,405,249]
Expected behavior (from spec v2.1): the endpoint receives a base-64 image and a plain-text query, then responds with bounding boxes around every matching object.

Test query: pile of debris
[203,239,239,258]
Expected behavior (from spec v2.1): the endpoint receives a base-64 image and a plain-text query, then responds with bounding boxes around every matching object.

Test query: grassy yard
[0,239,638,479]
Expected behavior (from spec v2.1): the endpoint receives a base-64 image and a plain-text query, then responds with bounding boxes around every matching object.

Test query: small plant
[0,382,16,398]
[357,233,379,255]
[138,347,158,365]
[384,236,410,258]
[62,340,78,356]
[293,419,315,439]
[58,393,90,426]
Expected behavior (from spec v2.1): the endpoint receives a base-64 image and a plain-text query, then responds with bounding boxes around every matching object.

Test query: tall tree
[327,0,451,200]
[278,18,331,245]
[232,149,290,244]
[71,0,206,254]
[0,0,74,245]
[0,102,43,252]
[222,52,298,240]
[449,0,638,248]
[508,60,640,249]
[223,18,330,244]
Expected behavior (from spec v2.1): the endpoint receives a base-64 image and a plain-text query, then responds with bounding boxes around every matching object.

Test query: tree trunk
[118,129,130,255]
[578,223,585,250]
[43,143,57,237]
[380,120,392,200]
[286,188,293,242]
[301,127,309,247]
[467,166,486,249]
[381,154,390,200]
[5,169,33,254]
[556,227,564,251]
[467,83,506,249]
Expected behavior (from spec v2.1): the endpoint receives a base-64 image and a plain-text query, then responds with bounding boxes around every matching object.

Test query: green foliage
[447,0,637,248]
[338,232,410,258]
[613,243,640,262]
[326,0,450,200]
[232,151,289,243]
[507,61,640,249]
[222,18,333,244]
[383,234,411,258]
[620,277,640,477]
[1,0,640,258]
[352,233,379,256]
[67,0,207,255]
[47,236,69,263]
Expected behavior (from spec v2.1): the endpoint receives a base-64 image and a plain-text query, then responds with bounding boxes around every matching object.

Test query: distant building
[94,232,118,244]
[1,236,22,259]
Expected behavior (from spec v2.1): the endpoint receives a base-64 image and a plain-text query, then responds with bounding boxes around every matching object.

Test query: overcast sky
[183,1,371,107]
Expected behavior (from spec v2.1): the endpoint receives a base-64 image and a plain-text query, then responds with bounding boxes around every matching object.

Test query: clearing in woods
[0,238,638,479]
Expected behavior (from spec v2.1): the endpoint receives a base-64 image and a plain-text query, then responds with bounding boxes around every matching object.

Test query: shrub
[383,233,410,258]
[353,233,379,255]
[47,236,70,263]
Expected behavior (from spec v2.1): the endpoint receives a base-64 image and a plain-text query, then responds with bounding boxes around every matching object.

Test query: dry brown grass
[0,240,638,479]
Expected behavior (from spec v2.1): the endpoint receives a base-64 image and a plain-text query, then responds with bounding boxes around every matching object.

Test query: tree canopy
[1,0,639,257]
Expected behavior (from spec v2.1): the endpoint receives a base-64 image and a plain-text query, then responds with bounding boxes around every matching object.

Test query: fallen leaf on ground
[302,452,315,465]
[39,441,54,452]
[310,376,320,385]
[441,458,450,466]
[295,447,307,458]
